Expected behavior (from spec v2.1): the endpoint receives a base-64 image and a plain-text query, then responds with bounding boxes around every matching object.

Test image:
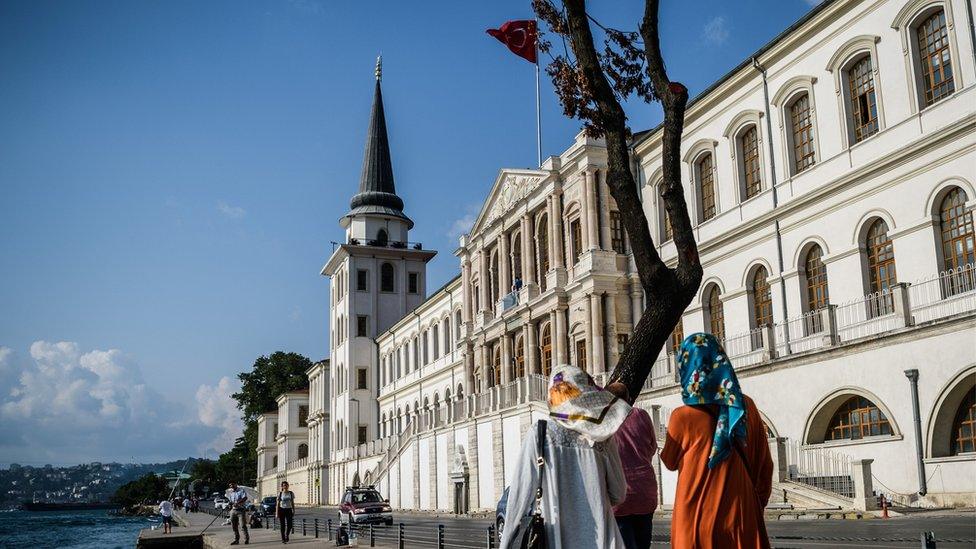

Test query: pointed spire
[346,57,413,228]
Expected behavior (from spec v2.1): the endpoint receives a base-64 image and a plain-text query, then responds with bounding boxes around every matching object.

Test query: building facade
[260,0,976,510]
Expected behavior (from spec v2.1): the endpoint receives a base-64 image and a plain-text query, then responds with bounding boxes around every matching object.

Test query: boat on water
[21,501,120,512]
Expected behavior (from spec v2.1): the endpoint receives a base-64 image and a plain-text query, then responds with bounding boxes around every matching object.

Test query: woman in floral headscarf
[500,365,630,549]
[661,333,773,549]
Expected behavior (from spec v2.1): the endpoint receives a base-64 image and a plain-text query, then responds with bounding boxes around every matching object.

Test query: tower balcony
[331,239,425,252]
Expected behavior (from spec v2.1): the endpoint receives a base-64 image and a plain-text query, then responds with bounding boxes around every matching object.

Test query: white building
[261,0,976,511]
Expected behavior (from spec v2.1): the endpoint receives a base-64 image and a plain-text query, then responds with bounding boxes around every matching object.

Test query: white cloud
[0,341,235,463]
[217,201,247,219]
[447,205,481,240]
[703,16,730,46]
[195,376,242,454]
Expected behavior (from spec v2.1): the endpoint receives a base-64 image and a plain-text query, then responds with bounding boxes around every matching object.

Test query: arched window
[380,262,395,292]
[846,55,879,143]
[705,285,725,341]
[376,228,388,246]
[669,319,684,355]
[740,126,762,200]
[512,232,523,282]
[789,93,816,173]
[751,266,773,334]
[540,324,553,377]
[537,215,549,291]
[916,9,954,106]
[457,383,464,400]
[662,201,673,241]
[570,217,583,264]
[443,318,451,351]
[272,455,278,469]
[825,396,892,441]
[432,325,440,360]
[866,219,897,318]
[298,443,309,459]
[804,245,830,335]
[952,391,976,455]
[455,310,462,340]
[697,153,717,222]
[514,336,525,379]
[939,187,975,273]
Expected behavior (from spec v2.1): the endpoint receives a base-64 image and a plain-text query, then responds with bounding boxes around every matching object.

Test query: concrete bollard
[328,519,333,541]
[437,524,445,549]
[314,518,319,538]
[398,523,404,549]
[302,518,306,536]
[370,524,375,547]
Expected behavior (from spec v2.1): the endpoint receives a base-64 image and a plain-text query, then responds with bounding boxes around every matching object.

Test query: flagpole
[535,22,542,168]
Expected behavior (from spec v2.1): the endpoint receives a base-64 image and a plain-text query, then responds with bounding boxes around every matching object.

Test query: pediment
[468,169,549,237]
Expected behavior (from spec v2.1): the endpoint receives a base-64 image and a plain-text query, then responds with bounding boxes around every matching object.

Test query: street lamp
[350,397,361,486]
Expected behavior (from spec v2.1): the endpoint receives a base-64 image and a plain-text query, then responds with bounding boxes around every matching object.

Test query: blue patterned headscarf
[677,333,747,468]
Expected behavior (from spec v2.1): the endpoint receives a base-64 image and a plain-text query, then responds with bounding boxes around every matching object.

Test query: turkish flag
[486,20,537,64]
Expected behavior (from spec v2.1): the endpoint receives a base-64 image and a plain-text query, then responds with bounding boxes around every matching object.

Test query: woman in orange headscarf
[661,333,773,549]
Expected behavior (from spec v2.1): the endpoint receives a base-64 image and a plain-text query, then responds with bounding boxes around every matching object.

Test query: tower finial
[375,55,382,82]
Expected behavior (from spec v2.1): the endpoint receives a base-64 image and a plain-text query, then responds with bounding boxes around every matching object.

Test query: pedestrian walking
[500,365,630,549]
[158,499,174,534]
[227,482,250,545]
[606,382,658,549]
[661,333,773,549]
[276,481,296,543]
[183,496,191,514]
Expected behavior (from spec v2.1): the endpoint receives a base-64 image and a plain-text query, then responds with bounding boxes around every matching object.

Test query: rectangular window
[741,127,762,199]
[848,56,879,143]
[610,211,626,254]
[357,315,368,337]
[357,425,367,445]
[570,219,583,264]
[698,154,716,221]
[917,10,954,106]
[790,94,816,173]
[575,339,587,372]
[272,423,278,438]
[298,406,308,428]
[356,368,367,390]
[356,269,368,291]
[408,272,419,294]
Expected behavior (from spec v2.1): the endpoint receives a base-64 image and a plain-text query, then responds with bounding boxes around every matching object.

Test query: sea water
[0,509,151,548]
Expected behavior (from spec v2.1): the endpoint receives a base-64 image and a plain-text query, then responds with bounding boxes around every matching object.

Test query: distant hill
[1,460,196,507]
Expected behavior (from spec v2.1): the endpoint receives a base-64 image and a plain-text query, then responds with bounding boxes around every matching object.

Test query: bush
[111,473,170,507]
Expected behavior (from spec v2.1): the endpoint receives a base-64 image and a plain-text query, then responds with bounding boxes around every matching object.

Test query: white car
[214,497,230,510]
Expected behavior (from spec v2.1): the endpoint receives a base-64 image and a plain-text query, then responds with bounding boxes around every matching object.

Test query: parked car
[260,496,277,515]
[338,486,393,526]
[214,497,230,510]
[496,487,509,542]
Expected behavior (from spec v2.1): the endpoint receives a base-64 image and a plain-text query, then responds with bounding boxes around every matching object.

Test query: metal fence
[909,264,976,323]
[784,439,855,498]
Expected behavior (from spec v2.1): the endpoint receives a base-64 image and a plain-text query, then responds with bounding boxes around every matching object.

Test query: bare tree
[533,0,702,402]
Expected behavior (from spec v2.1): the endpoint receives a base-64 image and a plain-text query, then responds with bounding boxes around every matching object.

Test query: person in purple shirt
[607,382,658,549]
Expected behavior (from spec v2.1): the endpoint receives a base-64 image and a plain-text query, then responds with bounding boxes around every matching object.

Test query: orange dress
[661,395,773,549]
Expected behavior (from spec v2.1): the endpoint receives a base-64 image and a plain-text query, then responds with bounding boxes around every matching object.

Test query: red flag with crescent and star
[486,20,538,64]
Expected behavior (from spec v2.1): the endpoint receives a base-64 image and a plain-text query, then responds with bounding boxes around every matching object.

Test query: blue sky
[0,0,817,464]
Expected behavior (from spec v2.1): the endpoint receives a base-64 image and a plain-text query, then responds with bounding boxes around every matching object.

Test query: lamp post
[350,397,361,486]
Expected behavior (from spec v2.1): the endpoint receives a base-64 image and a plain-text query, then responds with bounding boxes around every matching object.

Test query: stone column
[584,168,600,250]
[550,193,565,268]
[478,249,489,312]
[590,294,606,374]
[851,459,876,511]
[521,215,535,285]
[554,309,569,365]
[498,234,510,297]
[464,345,475,396]
[604,292,619,369]
[582,296,594,372]
[525,320,538,375]
[580,172,593,251]
[630,279,644,325]
[768,437,788,482]
[480,343,490,389]
[501,332,513,384]
[461,259,472,322]
[598,171,612,251]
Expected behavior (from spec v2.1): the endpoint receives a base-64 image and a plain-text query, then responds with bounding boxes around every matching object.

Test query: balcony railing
[331,239,425,252]
[642,267,975,393]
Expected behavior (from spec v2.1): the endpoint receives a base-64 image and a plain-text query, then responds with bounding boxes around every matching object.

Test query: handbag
[512,420,548,549]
